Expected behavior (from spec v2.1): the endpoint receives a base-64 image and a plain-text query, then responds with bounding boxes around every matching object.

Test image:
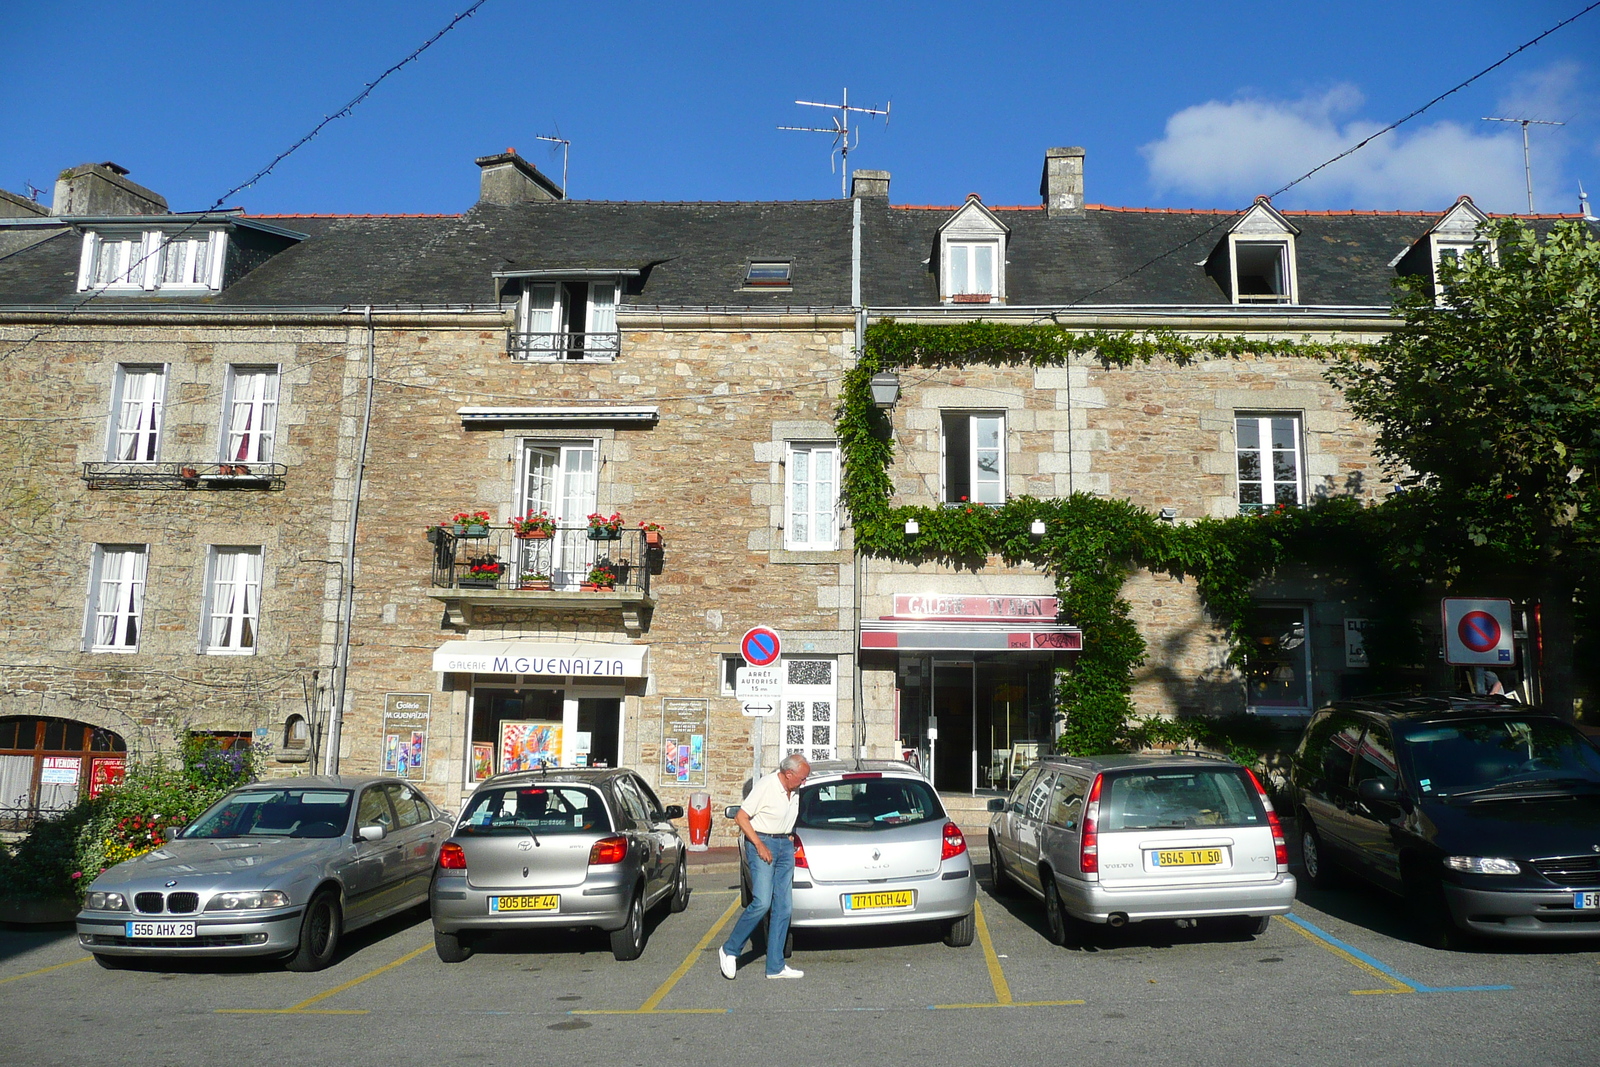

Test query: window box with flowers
[442,510,493,539]
[582,562,618,591]
[510,511,557,540]
[460,554,503,588]
[639,521,665,548]
[586,512,624,541]
[517,571,551,591]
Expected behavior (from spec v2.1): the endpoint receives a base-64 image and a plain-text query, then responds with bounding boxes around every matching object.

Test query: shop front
[431,640,648,788]
[861,595,1081,793]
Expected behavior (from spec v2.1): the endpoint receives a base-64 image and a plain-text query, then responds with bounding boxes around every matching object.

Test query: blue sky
[5,1,1598,216]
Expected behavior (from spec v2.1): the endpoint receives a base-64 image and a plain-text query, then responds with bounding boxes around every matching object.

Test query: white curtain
[586,283,616,349]
[522,285,558,357]
[94,546,146,649]
[209,548,261,650]
[787,445,837,549]
[226,368,278,463]
[115,367,163,461]
[0,755,32,811]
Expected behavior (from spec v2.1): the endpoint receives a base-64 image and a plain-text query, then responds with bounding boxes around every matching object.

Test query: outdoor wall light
[1158,507,1178,522]
[869,371,901,409]
[1029,519,1047,539]
[904,518,920,535]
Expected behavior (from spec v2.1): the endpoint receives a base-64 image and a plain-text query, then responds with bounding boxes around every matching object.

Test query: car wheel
[669,856,690,913]
[1227,914,1272,937]
[433,928,473,963]
[1043,874,1080,948]
[92,953,127,970]
[1404,866,1464,951]
[1300,819,1339,890]
[943,910,976,948]
[610,890,646,961]
[988,834,1012,895]
[285,889,342,972]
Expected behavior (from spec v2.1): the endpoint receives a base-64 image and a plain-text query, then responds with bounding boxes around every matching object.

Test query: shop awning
[432,641,649,678]
[859,620,1082,652]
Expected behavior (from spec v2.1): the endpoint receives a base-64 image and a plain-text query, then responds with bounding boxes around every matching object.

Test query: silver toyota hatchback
[429,768,687,962]
[988,754,1296,944]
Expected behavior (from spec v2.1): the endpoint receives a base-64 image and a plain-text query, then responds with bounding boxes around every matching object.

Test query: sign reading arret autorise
[1442,598,1515,665]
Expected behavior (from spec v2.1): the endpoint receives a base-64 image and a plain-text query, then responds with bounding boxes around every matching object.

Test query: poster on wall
[660,699,708,787]
[41,756,81,785]
[501,722,563,772]
[380,694,432,780]
[88,758,126,798]
[471,743,496,781]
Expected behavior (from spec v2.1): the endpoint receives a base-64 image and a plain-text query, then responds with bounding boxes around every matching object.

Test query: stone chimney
[475,149,564,204]
[52,162,167,216]
[1040,147,1085,218]
[851,169,891,200]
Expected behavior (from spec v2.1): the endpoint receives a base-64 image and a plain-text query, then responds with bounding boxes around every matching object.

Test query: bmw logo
[164,880,177,888]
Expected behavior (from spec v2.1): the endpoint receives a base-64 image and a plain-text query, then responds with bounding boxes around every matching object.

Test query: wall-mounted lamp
[1158,507,1177,522]
[869,371,901,409]
[904,518,920,535]
[1029,519,1047,539]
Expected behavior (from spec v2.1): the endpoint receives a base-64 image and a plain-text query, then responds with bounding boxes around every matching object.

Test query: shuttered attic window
[744,261,792,288]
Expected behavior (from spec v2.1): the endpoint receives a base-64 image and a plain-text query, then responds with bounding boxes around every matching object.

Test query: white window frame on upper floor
[1429,236,1497,300]
[1228,235,1298,304]
[77,229,226,292]
[1234,412,1305,514]
[107,364,167,463]
[515,280,621,362]
[221,365,280,464]
[86,544,148,653]
[202,546,262,654]
[783,441,839,551]
[942,239,1003,302]
[941,411,1007,505]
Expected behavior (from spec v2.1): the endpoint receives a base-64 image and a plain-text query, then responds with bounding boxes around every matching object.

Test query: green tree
[1329,219,1600,717]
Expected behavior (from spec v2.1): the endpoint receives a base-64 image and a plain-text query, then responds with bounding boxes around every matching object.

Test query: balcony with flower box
[426,525,658,635]
[82,460,287,491]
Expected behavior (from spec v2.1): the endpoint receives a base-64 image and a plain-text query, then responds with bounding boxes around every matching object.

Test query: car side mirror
[724,805,742,820]
[163,824,186,843]
[1356,778,1396,803]
[661,805,685,820]
[356,824,387,842]
[987,798,1006,813]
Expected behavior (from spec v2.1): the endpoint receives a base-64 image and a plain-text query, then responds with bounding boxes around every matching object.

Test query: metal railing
[82,461,288,491]
[506,330,621,362]
[429,525,652,595]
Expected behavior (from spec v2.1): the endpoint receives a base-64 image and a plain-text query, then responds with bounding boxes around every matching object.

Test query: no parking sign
[1442,598,1514,665]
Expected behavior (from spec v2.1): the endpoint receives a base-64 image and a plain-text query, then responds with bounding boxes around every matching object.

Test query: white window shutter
[77,234,98,291]
[207,231,227,290]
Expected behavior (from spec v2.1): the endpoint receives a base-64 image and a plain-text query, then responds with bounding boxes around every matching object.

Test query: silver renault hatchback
[430,768,687,962]
[988,753,1296,944]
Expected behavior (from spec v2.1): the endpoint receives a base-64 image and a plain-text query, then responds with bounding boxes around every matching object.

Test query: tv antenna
[1481,116,1565,212]
[23,181,46,203]
[779,88,890,198]
[534,133,570,197]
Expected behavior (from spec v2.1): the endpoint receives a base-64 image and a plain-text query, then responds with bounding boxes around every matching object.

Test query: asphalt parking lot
[2,841,1598,1067]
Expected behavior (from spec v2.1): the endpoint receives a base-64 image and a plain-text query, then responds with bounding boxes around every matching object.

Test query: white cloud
[1140,67,1585,212]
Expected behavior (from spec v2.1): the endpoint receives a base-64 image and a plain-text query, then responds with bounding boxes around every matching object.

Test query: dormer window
[938,194,1009,305]
[744,261,792,288]
[1208,198,1299,305]
[1394,197,1494,302]
[512,280,620,361]
[78,229,226,292]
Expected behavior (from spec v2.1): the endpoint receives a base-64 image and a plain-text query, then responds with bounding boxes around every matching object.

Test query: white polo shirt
[739,769,800,835]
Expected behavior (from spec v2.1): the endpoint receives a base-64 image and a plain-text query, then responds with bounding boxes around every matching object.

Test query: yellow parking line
[572,895,742,1016]
[215,942,431,1015]
[0,956,90,984]
[1272,915,1412,995]
[973,900,1012,1005]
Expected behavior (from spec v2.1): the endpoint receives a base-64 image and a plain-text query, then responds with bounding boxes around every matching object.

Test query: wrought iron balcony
[82,461,287,491]
[506,330,621,362]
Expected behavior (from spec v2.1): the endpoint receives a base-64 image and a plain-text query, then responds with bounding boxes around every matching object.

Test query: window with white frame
[942,411,1006,504]
[944,239,1000,301]
[1235,414,1304,513]
[514,281,620,361]
[782,658,837,763]
[204,547,262,653]
[519,440,599,590]
[222,366,280,464]
[78,230,225,292]
[87,545,147,652]
[784,442,838,550]
[108,364,166,462]
[1430,239,1494,301]
[1231,240,1295,303]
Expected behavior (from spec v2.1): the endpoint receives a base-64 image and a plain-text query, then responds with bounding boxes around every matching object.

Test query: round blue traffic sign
[1458,611,1502,654]
[740,627,781,667]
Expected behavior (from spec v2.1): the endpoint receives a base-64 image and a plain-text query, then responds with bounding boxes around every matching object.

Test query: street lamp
[869,371,901,409]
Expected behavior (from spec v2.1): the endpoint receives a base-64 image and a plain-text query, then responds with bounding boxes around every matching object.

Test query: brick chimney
[52,162,167,216]
[475,149,564,204]
[851,169,891,200]
[1040,147,1085,218]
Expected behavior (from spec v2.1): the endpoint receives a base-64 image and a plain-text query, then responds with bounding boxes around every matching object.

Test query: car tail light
[588,835,628,865]
[438,842,466,870]
[941,822,967,861]
[792,834,809,869]
[1080,774,1103,876]
[841,772,883,780]
[1246,769,1289,870]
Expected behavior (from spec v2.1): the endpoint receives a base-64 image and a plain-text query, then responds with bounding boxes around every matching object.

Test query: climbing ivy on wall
[838,320,1420,756]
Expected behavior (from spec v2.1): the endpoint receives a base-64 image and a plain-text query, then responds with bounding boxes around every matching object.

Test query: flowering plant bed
[441,510,493,537]
[586,511,624,539]
[511,511,556,538]
[585,562,618,589]
[639,521,665,546]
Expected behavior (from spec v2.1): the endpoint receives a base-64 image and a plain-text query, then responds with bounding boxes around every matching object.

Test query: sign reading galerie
[381,693,431,779]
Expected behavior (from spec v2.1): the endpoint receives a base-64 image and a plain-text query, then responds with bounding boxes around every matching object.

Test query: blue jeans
[722,834,794,975]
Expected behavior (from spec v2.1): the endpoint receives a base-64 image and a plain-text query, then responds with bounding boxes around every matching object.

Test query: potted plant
[179,465,200,488]
[583,562,617,591]
[639,521,665,547]
[441,510,492,538]
[460,554,503,588]
[586,511,624,540]
[518,571,551,591]
[510,510,557,539]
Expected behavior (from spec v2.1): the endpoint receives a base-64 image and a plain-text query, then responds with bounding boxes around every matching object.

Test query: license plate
[845,890,914,911]
[1150,848,1223,868]
[1576,892,1600,910]
[126,921,196,939]
[489,894,560,913]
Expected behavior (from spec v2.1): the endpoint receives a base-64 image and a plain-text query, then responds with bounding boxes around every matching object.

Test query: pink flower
[70,871,82,879]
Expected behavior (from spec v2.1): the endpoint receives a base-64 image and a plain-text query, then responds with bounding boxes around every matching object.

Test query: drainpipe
[324,307,376,775]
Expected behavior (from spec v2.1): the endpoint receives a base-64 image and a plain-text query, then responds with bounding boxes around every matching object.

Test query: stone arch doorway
[0,716,128,826]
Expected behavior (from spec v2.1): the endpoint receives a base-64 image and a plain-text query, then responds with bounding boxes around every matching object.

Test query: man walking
[719,753,810,979]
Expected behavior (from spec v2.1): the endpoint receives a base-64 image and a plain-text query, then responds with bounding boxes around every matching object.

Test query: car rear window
[796,776,944,831]
[456,786,611,835]
[1099,769,1264,832]
[185,789,353,839]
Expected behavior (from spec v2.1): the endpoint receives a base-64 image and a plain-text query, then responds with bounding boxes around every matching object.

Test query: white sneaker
[717,948,737,980]
[766,965,804,979]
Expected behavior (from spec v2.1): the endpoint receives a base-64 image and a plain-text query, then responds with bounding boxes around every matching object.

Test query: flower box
[518,578,551,591]
[580,582,615,592]
[586,527,622,541]
[458,526,490,539]
[515,530,552,540]
[459,577,499,589]
[643,529,663,547]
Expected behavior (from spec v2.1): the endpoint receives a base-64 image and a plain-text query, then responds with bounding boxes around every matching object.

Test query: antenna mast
[779,88,890,197]
[1481,116,1565,212]
[534,134,570,197]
